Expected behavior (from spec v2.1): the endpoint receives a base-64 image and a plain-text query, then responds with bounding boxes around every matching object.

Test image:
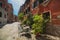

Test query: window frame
[0,12,2,17]
[0,2,2,7]
[32,0,39,8]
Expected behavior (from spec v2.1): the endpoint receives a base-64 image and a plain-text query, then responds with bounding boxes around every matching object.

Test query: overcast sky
[8,0,25,16]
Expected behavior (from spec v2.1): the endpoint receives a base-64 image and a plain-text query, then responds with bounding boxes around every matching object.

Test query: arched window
[0,12,2,17]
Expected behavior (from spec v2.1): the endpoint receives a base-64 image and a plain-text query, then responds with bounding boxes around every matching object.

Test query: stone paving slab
[0,22,60,40]
[0,22,19,40]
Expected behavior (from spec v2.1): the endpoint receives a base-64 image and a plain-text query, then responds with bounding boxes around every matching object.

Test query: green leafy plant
[18,13,24,21]
[22,14,33,26]
[32,14,44,34]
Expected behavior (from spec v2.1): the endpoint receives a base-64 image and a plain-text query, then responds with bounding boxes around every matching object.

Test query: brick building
[0,0,15,25]
[19,0,60,36]
[38,0,60,36]
[7,3,14,23]
[38,0,60,25]
[13,15,19,22]
[19,0,39,14]
[7,3,18,23]
[19,0,60,25]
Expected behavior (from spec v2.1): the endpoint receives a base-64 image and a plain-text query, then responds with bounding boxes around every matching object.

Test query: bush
[18,13,50,35]
[32,14,44,34]
[22,14,33,26]
[18,13,24,21]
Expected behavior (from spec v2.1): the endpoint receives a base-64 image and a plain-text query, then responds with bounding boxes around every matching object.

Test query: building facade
[19,0,60,25]
[0,0,14,25]
[7,3,14,23]
[19,0,60,36]
[38,0,60,25]
[0,0,8,25]
[12,15,18,22]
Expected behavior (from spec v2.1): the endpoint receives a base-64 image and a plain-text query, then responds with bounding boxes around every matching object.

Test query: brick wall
[39,0,60,25]
[7,4,14,23]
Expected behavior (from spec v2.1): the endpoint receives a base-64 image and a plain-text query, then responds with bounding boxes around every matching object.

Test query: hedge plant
[32,14,44,34]
[18,13,24,21]
[22,14,33,27]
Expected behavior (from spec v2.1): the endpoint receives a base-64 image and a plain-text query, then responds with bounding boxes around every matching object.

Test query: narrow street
[0,22,36,40]
[0,22,19,40]
[0,22,60,40]
[0,0,60,40]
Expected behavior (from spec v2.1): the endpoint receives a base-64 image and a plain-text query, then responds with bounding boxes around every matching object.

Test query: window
[5,7,7,11]
[0,22,1,24]
[25,0,30,4]
[27,7,30,12]
[0,2,2,7]
[0,12,2,17]
[25,9,28,14]
[39,0,50,5]
[27,0,30,4]
[43,12,50,19]
[32,0,38,8]
[7,13,8,15]
[39,0,44,3]
[43,0,49,4]
[25,7,30,14]
[4,14,6,18]
[39,0,49,3]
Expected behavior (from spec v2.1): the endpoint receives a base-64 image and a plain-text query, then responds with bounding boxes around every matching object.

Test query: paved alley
[0,22,60,40]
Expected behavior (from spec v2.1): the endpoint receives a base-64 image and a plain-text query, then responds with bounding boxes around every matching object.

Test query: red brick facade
[19,0,60,25]
[0,0,17,23]
[7,3,14,23]
[38,0,60,25]
[19,0,60,36]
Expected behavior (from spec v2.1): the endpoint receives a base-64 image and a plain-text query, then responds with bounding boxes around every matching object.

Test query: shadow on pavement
[21,33,32,38]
